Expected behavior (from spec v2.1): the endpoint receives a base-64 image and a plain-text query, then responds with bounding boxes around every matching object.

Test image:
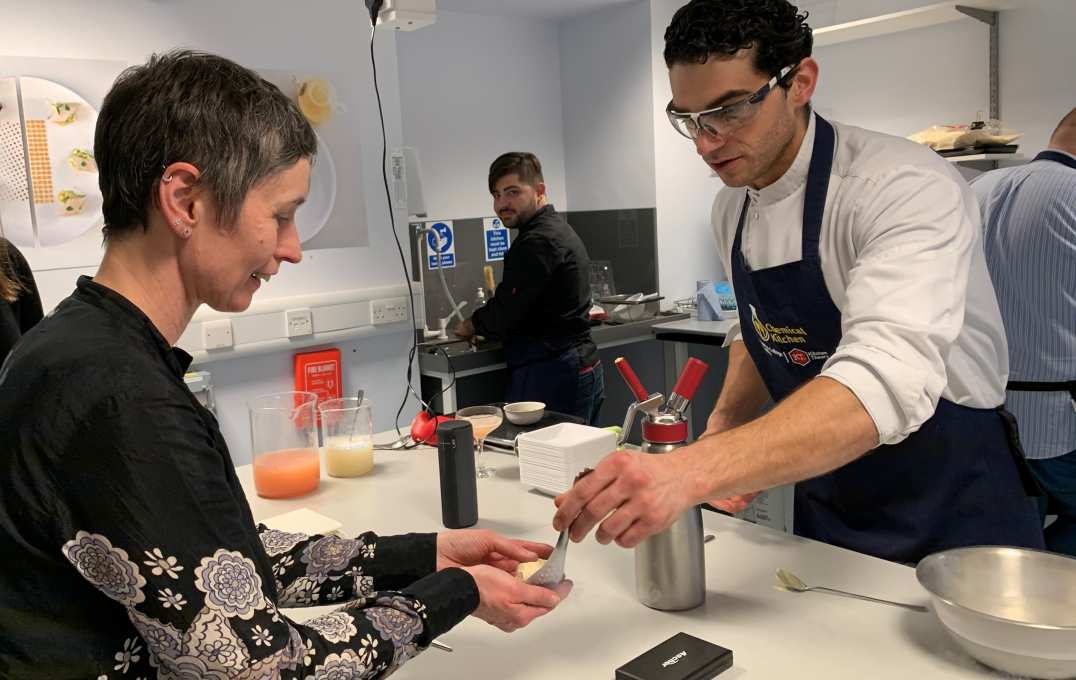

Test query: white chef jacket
[711,112,1008,446]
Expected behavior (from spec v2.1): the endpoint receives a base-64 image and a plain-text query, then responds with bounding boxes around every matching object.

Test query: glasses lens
[699,99,758,137]
[667,111,696,139]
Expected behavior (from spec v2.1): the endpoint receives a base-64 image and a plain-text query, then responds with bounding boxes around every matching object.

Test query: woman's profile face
[185,158,310,313]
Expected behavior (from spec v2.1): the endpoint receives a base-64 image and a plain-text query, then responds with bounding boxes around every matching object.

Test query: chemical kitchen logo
[750,304,770,342]
[750,305,809,346]
[750,305,823,364]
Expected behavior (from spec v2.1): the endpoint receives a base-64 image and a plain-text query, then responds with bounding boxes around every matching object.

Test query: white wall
[2,0,419,464]
[559,0,657,211]
[996,0,1076,154]
[395,10,569,219]
[649,0,726,303]
[810,0,1076,155]
[811,7,985,141]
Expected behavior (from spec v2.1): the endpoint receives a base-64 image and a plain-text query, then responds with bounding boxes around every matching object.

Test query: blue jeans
[1028,448,1076,557]
[574,360,605,426]
[506,349,605,426]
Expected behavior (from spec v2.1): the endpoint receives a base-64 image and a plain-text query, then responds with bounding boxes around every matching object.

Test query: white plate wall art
[0,76,33,245]
[260,68,367,250]
[295,130,337,244]
[1,56,125,274]
[16,76,103,248]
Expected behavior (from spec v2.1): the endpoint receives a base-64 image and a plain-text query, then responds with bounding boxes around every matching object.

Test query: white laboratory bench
[652,318,739,345]
[235,436,1010,680]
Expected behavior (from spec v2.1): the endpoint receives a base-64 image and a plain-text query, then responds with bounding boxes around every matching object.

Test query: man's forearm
[682,376,880,502]
[704,340,771,435]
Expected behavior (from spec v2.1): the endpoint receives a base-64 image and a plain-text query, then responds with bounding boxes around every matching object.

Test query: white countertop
[652,318,738,340]
[236,437,1006,679]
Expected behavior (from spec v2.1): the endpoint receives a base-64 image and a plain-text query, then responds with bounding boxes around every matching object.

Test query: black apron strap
[1032,150,1076,170]
[1007,379,1076,412]
[994,406,1046,498]
[801,117,835,260]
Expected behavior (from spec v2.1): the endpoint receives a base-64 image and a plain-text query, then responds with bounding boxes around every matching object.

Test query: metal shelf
[945,153,1026,163]
[813,1,1012,47]
[814,1,1016,119]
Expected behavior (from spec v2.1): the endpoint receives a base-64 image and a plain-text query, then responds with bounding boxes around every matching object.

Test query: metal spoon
[775,568,928,613]
[527,469,597,587]
[346,389,365,447]
[431,640,452,652]
[526,529,569,587]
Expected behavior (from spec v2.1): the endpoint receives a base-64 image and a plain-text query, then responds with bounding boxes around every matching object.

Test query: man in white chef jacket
[553,0,1044,563]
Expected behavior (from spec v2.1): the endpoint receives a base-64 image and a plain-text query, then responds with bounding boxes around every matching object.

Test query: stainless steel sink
[420,339,498,357]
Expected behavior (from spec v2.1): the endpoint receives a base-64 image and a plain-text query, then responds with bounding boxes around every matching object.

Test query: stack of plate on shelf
[517,423,617,496]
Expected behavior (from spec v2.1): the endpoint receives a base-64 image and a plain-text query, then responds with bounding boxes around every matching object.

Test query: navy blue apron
[729,116,1044,563]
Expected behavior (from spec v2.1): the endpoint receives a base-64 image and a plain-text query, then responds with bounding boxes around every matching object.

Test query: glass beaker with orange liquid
[249,391,320,498]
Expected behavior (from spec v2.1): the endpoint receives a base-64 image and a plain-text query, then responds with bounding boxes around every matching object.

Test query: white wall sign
[425,220,455,269]
[482,216,510,262]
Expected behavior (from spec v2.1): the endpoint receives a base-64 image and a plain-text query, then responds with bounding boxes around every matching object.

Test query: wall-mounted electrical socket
[285,308,314,337]
[203,319,234,350]
[371,297,409,325]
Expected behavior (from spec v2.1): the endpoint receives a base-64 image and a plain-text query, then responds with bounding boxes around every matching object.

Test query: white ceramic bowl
[504,402,546,426]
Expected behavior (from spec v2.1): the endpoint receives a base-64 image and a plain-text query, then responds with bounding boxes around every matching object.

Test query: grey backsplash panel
[410,208,657,330]
[411,218,507,331]
[566,208,658,297]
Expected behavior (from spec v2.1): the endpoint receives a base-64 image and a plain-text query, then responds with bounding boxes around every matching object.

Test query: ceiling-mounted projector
[365,0,436,31]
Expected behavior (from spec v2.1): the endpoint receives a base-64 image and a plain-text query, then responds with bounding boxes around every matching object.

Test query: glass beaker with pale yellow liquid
[318,397,374,478]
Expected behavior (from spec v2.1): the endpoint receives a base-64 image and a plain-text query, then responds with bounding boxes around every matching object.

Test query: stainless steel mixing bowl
[917,546,1076,679]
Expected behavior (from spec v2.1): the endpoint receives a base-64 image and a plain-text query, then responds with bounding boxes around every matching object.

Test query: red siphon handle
[614,356,650,403]
[671,358,709,403]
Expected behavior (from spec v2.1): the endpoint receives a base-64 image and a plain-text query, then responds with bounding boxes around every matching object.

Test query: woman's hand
[462,564,573,632]
[437,529,553,574]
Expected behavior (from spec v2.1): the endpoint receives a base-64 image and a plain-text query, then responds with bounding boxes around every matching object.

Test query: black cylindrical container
[436,420,478,528]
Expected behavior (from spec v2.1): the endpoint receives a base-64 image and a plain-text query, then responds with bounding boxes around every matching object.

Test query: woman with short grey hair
[0,50,569,679]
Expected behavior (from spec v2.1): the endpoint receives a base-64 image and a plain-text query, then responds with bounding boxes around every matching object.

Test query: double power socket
[200,297,411,351]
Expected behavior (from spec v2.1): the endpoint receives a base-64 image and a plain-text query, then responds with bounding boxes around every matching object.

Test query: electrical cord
[373,345,457,450]
[368,12,459,449]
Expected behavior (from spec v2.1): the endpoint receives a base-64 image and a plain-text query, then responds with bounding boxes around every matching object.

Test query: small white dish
[504,401,545,425]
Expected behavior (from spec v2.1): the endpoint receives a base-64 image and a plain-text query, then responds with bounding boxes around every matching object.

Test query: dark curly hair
[664,0,813,83]
[488,152,544,194]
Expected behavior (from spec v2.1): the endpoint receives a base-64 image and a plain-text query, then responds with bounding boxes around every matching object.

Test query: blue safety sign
[483,217,510,262]
[426,221,456,269]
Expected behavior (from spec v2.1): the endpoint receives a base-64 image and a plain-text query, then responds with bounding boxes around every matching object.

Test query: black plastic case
[615,632,733,680]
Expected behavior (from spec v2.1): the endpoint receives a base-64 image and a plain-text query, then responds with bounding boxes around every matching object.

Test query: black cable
[368,17,459,446]
[369,22,419,441]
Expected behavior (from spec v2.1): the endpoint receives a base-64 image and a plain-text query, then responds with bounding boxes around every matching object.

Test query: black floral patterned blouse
[0,277,479,679]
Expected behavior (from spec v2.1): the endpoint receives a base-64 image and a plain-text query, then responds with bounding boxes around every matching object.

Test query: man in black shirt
[455,153,605,424]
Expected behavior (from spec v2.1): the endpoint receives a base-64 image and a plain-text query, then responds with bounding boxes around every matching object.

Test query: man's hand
[437,529,552,574]
[551,449,696,548]
[707,492,760,515]
[462,565,572,633]
[453,319,476,342]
